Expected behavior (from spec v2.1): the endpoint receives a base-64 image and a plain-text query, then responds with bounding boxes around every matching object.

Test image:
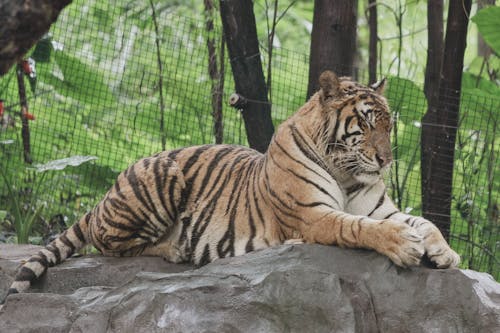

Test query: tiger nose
[375,152,393,167]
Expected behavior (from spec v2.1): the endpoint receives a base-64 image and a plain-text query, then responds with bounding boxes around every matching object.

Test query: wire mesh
[0,1,498,278]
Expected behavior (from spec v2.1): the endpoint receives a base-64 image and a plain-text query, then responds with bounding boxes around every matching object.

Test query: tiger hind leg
[89,154,186,258]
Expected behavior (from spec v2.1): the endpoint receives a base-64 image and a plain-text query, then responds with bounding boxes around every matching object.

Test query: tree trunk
[423,0,444,102]
[204,0,225,144]
[307,0,358,99]
[420,0,472,240]
[0,0,72,76]
[219,0,274,153]
[421,0,444,225]
[367,0,378,84]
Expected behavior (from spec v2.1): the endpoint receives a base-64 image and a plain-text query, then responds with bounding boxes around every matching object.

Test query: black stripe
[179,216,192,244]
[289,124,328,170]
[153,157,175,222]
[15,266,37,282]
[383,211,399,219]
[333,108,342,135]
[73,219,86,243]
[106,197,146,228]
[167,175,179,219]
[274,214,295,230]
[291,198,336,210]
[345,183,365,196]
[362,182,379,196]
[47,244,61,264]
[245,163,258,253]
[194,147,236,202]
[127,164,168,227]
[253,161,267,228]
[7,288,19,295]
[167,147,185,160]
[59,232,76,253]
[181,145,213,175]
[273,139,332,184]
[198,244,211,266]
[268,152,341,207]
[368,192,386,216]
[342,130,362,141]
[113,180,126,200]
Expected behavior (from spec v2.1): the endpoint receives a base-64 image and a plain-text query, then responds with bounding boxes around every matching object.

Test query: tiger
[2,71,460,304]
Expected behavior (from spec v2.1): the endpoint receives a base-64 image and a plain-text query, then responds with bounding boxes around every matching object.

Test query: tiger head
[311,71,393,179]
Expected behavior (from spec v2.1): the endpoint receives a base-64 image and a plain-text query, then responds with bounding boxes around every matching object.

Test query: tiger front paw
[368,220,425,268]
[416,223,461,269]
[426,242,461,269]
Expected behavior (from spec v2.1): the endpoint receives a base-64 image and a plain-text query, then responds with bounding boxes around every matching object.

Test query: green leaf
[47,51,117,105]
[33,155,98,173]
[385,76,427,122]
[31,36,53,63]
[472,6,500,55]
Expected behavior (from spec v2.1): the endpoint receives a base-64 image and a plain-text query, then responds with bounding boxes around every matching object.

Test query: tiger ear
[370,78,387,94]
[319,70,342,103]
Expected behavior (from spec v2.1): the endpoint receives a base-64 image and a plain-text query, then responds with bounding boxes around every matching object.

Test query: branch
[0,0,73,76]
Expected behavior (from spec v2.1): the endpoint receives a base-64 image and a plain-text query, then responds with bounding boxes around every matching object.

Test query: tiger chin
[2,71,460,305]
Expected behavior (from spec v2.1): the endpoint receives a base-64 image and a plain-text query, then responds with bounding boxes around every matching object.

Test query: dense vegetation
[0,0,498,277]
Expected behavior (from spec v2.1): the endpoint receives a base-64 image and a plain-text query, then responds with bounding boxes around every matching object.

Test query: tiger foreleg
[299,212,425,267]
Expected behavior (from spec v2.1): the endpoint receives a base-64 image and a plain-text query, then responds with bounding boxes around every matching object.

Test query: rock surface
[0,243,499,332]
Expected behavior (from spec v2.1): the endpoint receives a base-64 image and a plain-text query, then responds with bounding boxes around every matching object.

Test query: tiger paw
[426,242,460,269]
[284,238,304,245]
[372,220,425,268]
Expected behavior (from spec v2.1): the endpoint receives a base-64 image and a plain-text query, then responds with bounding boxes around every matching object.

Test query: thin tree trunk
[307,0,358,99]
[0,0,72,76]
[367,0,378,84]
[421,0,472,240]
[204,0,224,144]
[16,64,32,164]
[219,0,274,153]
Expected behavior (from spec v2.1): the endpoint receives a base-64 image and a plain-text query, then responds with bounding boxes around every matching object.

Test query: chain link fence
[0,1,498,278]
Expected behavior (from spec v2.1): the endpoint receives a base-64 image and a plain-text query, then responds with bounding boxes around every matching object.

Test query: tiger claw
[427,245,461,269]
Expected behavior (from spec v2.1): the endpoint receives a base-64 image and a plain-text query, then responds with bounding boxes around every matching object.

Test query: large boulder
[0,243,499,332]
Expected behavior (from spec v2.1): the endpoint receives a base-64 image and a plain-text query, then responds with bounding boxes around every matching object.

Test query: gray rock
[0,244,499,332]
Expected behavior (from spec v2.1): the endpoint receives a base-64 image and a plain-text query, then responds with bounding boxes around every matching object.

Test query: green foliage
[472,6,500,55]
[0,152,97,243]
